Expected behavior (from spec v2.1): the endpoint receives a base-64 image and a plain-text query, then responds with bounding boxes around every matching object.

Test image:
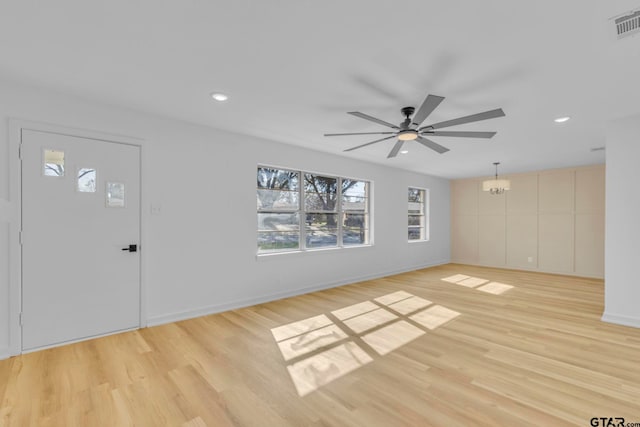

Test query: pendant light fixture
[482,162,510,195]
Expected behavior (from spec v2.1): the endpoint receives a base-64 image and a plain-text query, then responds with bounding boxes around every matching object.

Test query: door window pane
[43,149,65,177]
[106,182,125,207]
[77,168,97,193]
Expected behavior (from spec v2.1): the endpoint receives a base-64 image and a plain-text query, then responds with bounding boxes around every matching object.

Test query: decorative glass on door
[43,149,65,177]
[106,182,125,207]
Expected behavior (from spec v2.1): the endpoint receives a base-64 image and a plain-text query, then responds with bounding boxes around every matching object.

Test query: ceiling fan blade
[324,131,396,137]
[348,112,399,129]
[415,136,450,154]
[387,139,405,158]
[411,94,445,126]
[424,108,505,130]
[344,135,396,152]
[425,131,497,138]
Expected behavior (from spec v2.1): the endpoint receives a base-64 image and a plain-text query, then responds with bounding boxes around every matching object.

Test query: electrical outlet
[527,256,533,263]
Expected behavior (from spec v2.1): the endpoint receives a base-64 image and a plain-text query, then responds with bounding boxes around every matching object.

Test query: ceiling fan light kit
[398,130,418,141]
[324,93,505,159]
[483,162,510,195]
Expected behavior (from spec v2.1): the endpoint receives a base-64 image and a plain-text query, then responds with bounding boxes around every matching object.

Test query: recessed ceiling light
[554,116,570,123]
[210,92,228,102]
[400,150,409,154]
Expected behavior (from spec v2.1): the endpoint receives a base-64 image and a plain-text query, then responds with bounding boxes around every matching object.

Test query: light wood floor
[2,264,640,426]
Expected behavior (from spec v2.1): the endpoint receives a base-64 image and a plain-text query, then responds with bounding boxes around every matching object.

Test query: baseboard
[147,259,449,327]
[601,312,640,328]
[449,260,604,280]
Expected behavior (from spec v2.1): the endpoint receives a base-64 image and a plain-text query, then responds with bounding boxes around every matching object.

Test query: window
[106,182,126,207]
[43,149,65,176]
[257,167,300,252]
[257,166,370,254]
[77,168,97,192]
[341,179,369,246]
[304,174,338,248]
[408,187,428,241]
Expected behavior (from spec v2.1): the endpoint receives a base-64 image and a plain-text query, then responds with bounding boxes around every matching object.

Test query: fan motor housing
[401,106,415,118]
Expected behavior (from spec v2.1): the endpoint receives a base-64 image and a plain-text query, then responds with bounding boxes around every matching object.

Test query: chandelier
[482,162,510,195]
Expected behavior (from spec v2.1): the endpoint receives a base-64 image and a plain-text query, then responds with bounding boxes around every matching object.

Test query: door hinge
[18,143,22,159]
[19,230,23,245]
[19,313,23,326]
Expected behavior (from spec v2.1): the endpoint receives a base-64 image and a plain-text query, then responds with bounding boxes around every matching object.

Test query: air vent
[614,9,640,39]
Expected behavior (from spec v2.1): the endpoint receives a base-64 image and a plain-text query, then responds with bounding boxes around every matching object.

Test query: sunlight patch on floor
[277,324,348,361]
[271,314,333,342]
[457,277,489,288]
[374,290,413,305]
[286,342,373,397]
[342,308,398,334]
[441,274,471,283]
[271,290,463,396]
[331,301,379,321]
[410,305,461,330]
[361,321,426,356]
[477,281,514,295]
[442,274,515,294]
[387,296,432,315]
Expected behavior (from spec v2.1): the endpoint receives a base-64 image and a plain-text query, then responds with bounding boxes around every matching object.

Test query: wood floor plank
[1,264,640,426]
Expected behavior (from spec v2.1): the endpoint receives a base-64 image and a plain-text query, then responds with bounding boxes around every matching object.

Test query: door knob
[122,244,138,252]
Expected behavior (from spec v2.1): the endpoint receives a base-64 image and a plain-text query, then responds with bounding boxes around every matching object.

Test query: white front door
[21,129,141,351]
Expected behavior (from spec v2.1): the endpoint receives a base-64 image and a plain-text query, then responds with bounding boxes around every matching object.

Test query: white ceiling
[1,1,638,179]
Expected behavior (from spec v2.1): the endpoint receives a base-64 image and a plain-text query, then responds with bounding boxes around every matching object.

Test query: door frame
[8,118,148,356]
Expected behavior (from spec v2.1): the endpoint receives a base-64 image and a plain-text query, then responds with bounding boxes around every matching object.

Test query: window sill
[408,239,430,244]
[256,244,373,261]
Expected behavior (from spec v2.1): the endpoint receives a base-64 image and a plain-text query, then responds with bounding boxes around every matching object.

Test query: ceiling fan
[324,94,505,158]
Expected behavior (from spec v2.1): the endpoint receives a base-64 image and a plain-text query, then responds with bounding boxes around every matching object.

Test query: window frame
[408,186,429,243]
[257,165,372,255]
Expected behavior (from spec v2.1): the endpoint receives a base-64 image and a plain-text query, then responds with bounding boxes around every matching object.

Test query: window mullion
[337,177,343,247]
[299,171,305,251]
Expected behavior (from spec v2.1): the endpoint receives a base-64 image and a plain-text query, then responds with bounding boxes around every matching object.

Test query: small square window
[77,168,97,193]
[43,149,65,177]
[106,182,125,207]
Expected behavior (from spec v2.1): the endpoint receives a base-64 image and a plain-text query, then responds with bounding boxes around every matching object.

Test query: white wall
[603,114,640,328]
[0,79,450,358]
